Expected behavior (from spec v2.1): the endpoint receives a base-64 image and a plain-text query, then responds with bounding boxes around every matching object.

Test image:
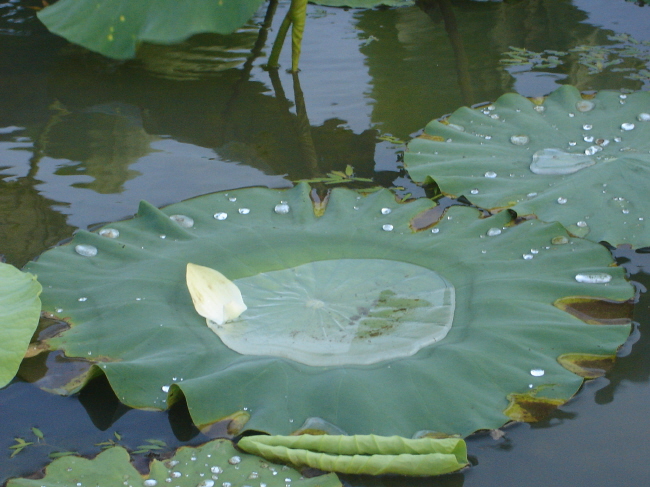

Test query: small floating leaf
[405,85,650,247]
[6,439,341,487]
[238,434,468,476]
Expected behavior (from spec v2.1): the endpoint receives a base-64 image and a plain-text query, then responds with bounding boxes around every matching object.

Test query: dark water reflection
[1,0,650,483]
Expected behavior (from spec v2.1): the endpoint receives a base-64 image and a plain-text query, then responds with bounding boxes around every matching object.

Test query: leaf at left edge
[0,262,42,388]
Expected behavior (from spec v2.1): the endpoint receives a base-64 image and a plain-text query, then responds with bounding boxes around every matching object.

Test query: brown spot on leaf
[555,296,633,325]
[504,391,565,422]
[557,353,615,379]
[417,134,446,142]
[200,410,249,438]
[410,207,444,231]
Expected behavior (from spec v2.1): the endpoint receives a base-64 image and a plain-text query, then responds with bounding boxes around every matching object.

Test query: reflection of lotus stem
[292,72,320,174]
[417,0,474,106]
[268,0,308,71]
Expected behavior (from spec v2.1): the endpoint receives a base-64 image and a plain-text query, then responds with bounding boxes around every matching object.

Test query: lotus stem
[268,9,292,68]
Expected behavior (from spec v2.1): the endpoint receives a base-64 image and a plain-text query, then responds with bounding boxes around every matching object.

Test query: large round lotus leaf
[37,0,266,60]
[7,439,341,487]
[25,183,634,437]
[404,85,650,248]
[0,263,42,388]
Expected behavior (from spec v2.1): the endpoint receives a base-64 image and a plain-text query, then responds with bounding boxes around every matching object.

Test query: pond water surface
[1,0,650,484]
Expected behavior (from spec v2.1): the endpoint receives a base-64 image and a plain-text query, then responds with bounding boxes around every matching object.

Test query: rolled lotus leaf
[186,263,247,326]
[7,438,341,487]
[404,85,650,247]
[0,263,42,388]
[238,434,468,476]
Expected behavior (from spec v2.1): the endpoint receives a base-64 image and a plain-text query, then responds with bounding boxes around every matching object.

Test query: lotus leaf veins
[25,183,634,437]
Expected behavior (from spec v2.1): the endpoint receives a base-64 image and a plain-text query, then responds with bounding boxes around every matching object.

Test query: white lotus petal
[186,263,247,325]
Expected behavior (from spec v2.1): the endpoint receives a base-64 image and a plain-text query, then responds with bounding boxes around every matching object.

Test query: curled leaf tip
[186,263,247,325]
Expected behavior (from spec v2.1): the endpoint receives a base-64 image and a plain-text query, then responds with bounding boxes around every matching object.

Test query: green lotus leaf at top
[404,85,650,248]
[310,0,414,8]
[0,263,42,388]
[37,0,266,59]
[25,183,633,437]
[7,438,341,487]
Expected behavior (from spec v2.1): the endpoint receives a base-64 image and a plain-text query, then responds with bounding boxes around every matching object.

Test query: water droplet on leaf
[575,273,612,284]
[75,244,97,257]
[274,203,290,214]
[530,368,545,377]
[484,171,497,178]
[621,123,635,131]
[238,208,250,215]
[530,149,595,175]
[486,228,502,237]
[510,135,529,146]
[214,212,228,220]
[99,228,119,238]
[382,224,394,232]
[575,100,594,112]
[381,208,392,215]
[169,215,194,228]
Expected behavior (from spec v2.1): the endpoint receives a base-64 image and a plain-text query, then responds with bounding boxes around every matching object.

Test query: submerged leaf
[404,85,650,247]
[0,263,42,388]
[238,434,468,476]
[25,184,634,437]
[186,263,247,326]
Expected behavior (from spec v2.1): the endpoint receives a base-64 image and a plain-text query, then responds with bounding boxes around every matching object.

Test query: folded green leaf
[238,434,469,476]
